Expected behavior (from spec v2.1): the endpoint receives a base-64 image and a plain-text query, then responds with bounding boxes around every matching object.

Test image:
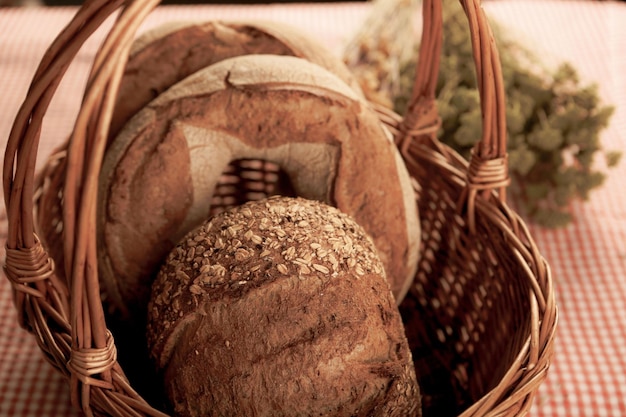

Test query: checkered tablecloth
[1,1,625,416]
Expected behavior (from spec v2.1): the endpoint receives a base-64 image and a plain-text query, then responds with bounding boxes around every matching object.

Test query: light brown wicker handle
[3,1,168,415]
[398,0,510,230]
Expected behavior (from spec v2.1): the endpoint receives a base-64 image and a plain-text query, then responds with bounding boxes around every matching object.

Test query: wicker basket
[2,0,557,415]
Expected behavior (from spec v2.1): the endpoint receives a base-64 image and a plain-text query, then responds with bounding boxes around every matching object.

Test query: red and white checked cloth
[1,1,625,416]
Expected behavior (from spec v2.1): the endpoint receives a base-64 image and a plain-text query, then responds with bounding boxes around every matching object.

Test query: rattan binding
[2,0,557,415]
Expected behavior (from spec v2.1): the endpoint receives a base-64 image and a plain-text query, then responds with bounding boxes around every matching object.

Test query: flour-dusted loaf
[109,19,363,138]
[97,54,420,319]
[37,19,363,276]
[146,196,421,417]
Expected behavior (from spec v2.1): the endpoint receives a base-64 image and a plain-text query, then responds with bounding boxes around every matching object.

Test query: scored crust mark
[177,125,340,241]
[146,196,421,417]
[99,55,420,320]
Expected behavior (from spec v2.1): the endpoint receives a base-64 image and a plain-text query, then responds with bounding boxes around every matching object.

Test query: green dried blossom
[606,151,622,168]
[391,0,620,227]
[508,145,537,176]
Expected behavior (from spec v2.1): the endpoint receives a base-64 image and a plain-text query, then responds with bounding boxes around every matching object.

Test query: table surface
[1,1,625,416]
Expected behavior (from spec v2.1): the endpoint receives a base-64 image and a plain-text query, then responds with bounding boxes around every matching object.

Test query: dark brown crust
[146,197,421,417]
[101,120,193,312]
[110,20,362,138]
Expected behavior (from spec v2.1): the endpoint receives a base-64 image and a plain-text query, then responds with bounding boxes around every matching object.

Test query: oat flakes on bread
[146,196,422,417]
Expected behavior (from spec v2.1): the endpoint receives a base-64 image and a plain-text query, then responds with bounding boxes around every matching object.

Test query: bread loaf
[146,196,421,417]
[110,19,363,138]
[37,19,367,296]
[38,20,361,290]
[98,54,420,320]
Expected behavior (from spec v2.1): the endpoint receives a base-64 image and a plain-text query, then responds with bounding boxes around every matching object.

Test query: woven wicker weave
[2,0,557,415]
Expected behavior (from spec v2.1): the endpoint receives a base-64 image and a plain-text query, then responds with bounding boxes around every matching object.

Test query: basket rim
[2,0,558,415]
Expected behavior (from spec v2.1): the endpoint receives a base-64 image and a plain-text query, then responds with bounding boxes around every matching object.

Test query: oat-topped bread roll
[146,196,421,417]
[109,19,363,138]
[98,54,419,319]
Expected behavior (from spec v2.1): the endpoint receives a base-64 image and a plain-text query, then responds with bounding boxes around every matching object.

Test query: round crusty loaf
[146,196,421,417]
[35,19,363,300]
[109,19,363,138]
[98,54,420,320]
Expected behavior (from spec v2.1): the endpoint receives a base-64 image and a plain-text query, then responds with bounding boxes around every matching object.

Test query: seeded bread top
[147,196,387,368]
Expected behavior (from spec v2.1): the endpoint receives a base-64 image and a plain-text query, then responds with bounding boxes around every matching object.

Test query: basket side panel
[399,145,532,416]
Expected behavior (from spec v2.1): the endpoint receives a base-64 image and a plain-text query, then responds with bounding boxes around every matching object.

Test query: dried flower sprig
[345,0,621,227]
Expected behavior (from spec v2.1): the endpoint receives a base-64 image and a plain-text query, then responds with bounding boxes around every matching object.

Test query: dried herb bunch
[347,0,621,227]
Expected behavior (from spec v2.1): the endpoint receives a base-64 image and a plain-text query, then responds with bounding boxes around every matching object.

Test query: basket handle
[2,0,507,414]
[3,0,166,414]
[397,0,510,231]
